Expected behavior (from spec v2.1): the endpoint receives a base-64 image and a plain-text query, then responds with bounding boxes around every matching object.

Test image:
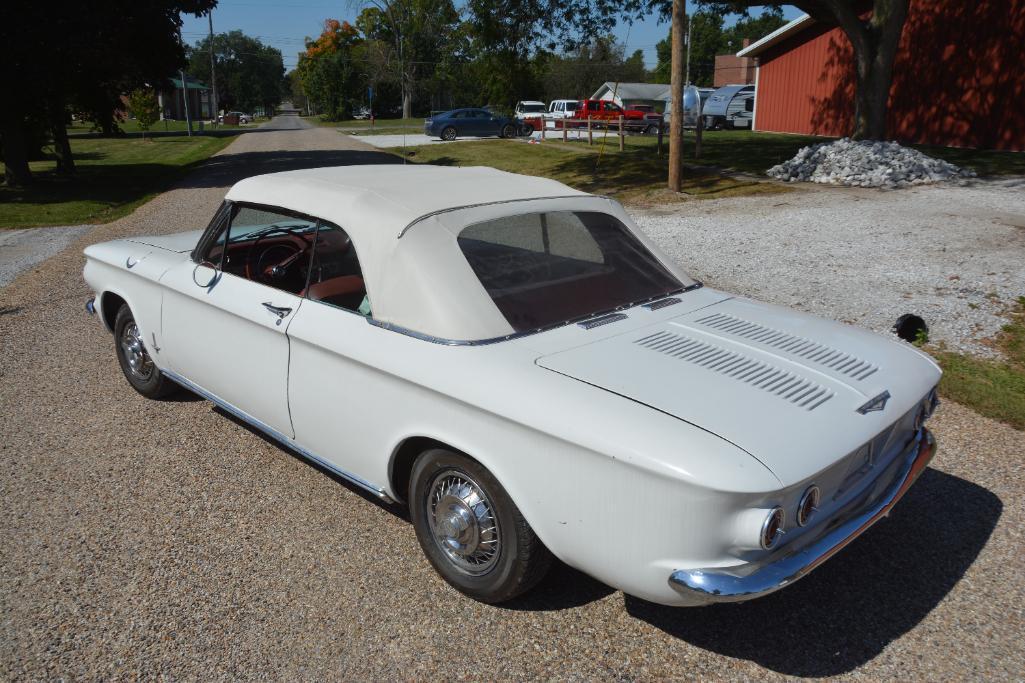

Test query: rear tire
[441,126,457,141]
[409,448,552,603]
[500,124,516,139]
[114,304,177,399]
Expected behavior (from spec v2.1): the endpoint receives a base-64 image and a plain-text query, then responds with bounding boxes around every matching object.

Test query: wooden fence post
[563,119,568,142]
[618,116,625,151]
[541,119,546,140]
[588,116,593,145]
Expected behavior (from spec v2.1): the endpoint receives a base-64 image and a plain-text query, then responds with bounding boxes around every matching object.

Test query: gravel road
[2,122,1023,680]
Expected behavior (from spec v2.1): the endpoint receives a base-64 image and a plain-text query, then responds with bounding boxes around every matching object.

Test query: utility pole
[180,69,193,136]
[208,11,219,125]
[685,13,693,86]
[668,0,685,192]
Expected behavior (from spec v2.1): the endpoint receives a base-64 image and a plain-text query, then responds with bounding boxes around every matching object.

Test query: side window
[305,221,370,315]
[203,204,317,295]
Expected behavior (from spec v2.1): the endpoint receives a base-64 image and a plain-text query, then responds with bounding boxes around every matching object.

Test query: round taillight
[797,485,820,527]
[760,507,785,549]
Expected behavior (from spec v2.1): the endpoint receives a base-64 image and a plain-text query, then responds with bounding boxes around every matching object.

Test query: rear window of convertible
[457,211,683,332]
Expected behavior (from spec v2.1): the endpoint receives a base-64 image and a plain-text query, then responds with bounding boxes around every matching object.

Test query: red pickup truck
[573,100,663,134]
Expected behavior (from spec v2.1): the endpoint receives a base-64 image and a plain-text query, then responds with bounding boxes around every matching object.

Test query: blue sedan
[424,108,533,141]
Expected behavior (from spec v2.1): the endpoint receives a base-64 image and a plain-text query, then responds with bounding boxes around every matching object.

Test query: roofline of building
[736,13,815,58]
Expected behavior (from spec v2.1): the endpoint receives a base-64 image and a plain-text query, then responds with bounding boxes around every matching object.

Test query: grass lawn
[67,120,254,135]
[396,136,788,203]
[308,116,425,136]
[932,298,1025,430]
[1,134,237,229]
[626,130,1025,177]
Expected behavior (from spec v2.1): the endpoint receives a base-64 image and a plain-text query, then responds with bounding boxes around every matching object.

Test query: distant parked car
[219,111,251,125]
[352,107,372,120]
[514,101,546,118]
[424,108,533,140]
[546,99,580,120]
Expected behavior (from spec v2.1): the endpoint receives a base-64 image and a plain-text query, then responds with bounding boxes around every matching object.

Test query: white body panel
[161,260,303,437]
[82,165,941,606]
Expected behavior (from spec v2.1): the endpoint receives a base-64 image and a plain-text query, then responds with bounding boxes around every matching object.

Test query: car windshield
[519,104,545,113]
[457,211,684,332]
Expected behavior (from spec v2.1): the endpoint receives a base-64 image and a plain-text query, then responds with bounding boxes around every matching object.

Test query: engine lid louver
[634,331,835,411]
[694,313,879,381]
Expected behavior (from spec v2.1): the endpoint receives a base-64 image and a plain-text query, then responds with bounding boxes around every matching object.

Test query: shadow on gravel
[177,149,401,189]
[502,560,616,611]
[625,468,1002,677]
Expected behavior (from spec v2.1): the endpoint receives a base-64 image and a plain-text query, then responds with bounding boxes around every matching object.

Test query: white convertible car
[84,165,940,606]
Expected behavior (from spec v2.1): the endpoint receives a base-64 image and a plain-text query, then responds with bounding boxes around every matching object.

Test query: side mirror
[192,260,221,288]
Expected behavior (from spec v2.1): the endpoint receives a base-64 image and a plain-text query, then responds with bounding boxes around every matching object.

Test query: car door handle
[262,302,293,319]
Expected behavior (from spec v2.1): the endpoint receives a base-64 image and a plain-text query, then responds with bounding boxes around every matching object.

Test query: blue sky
[180,1,803,72]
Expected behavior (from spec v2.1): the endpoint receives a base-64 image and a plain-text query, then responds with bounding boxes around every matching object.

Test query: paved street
[1,116,1022,679]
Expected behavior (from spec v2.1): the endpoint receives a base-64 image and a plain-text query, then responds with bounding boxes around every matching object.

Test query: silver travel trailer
[702,84,755,130]
[662,86,714,128]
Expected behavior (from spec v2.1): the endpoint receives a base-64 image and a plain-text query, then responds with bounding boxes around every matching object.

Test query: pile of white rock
[767,138,976,188]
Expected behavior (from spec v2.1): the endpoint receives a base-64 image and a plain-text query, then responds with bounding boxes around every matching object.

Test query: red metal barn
[738,0,1025,151]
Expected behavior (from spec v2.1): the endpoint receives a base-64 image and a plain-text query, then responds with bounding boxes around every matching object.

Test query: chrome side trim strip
[669,428,936,604]
[162,369,394,502]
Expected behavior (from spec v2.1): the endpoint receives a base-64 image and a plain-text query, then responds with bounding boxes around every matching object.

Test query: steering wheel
[244,226,313,287]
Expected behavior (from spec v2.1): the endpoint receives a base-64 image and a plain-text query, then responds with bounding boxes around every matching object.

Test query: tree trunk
[48,97,75,176]
[1,113,32,187]
[822,0,909,140]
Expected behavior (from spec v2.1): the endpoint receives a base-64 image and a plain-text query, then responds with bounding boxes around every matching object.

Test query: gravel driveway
[636,178,1025,357]
[2,123,1023,679]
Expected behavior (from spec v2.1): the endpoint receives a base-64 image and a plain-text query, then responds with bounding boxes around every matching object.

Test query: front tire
[500,124,516,138]
[409,448,552,603]
[441,126,457,141]
[114,304,177,399]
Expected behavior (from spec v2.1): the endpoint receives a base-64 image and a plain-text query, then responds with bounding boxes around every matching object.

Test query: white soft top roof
[223,165,693,341]
[226,165,586,233]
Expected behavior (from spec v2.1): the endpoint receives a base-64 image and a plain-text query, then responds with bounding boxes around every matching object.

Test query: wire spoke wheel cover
[426,469,501,575]
[119,322,153,381]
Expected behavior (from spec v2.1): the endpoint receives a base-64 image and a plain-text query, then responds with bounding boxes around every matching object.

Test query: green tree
[722,7,786,53]
[357,0,461,117]
[297,20,366,120]
[653,11,726,86]
[542,37,648,101]
[188,30,285,115]
[1,0,217,186]
[127,89,160,138]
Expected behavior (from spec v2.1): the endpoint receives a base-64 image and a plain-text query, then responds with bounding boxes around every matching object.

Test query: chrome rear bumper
[669,428,936,603]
